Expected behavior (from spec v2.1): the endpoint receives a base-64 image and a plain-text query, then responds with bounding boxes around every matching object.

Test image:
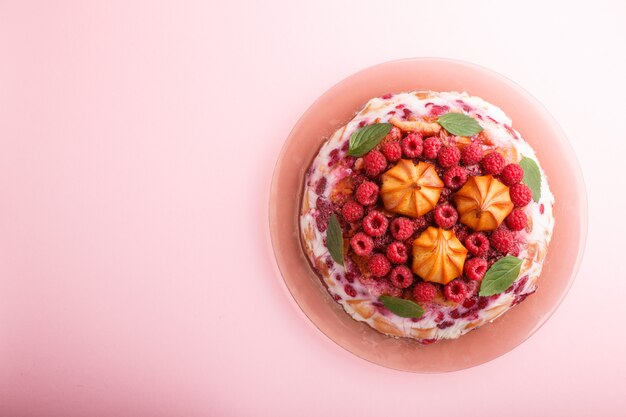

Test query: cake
[299,91,554,344]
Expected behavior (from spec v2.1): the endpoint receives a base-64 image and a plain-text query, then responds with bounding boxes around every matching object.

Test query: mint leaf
[379,295,425,318]
[326,213,344,266]
[437,112,483,136]
[479,256,523,296]
[519,156,542,202]
[348,123,393,157]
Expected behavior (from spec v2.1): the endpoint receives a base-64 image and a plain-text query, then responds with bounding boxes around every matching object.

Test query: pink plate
[269,58,587,372]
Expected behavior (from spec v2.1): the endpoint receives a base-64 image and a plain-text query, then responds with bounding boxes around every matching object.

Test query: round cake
[299,91,555,344]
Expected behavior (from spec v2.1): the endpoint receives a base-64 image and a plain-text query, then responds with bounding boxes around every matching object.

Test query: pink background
[0,1,623,416]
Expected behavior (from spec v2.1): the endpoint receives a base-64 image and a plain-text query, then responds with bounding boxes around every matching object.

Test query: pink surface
[0,1,624,416]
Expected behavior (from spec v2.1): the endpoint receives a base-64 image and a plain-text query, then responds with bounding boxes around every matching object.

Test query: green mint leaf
[479,256,523,296]
[379,295,425,318]
[326,213,344,266]
[519,156,542,202]
[436,112,484,136]
[348,123,393,157]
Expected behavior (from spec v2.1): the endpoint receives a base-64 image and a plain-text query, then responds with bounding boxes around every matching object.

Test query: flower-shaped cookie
[412,227,468,285]
[454,175,514,231]
[380,160,443,218]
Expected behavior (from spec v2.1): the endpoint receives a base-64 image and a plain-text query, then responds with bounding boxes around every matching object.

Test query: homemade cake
[300,91,554,343]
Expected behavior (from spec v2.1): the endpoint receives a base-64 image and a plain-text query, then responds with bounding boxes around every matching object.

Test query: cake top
[300,91,554,342]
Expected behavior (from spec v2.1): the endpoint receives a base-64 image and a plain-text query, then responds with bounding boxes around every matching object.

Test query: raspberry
[466,164,483,176]
[464,257,488,281]
[490,228,513,254]
[389,265,413,288]
[373,234,393,251]
[444,279,468,303]
[481,152,506,175]
[362,211,388,237]
[438,187,452,204]
[344,284,357,297]
[401,133,423,158]
[506,209,528,231]
[368,253,391,277]
[464,232,490,257]
[453,224,470,243]
[501,163,524,185]
[355,181,379,206]
[386,241,408,264]
[341,201,364,223]
[350,232,374,256]
[390,217,415,240]
[462,297,477,309]
[328,149,341,167]
[388,127,402,140]
[509,183,532,207]
[423,137,442,159]
[315,177,327,195]
[372,278,401,297]
[437,145,461,168]
[363,150,387,177]
[413,282,437,302]
[443,166,468,190]
[434,204,458,229]
[429,104,449,117]
[381,141,402,162]
[413,216,427,232]
[437,320,454,329]
[461,143,483,165]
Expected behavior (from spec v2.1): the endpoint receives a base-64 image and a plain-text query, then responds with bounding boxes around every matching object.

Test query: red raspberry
[401,133,423,158]
[461,143,483,165]
[443,166,468,190]
[350,232,374,256]
[388,127,402,141]
[381,141,402,162]
[344,284,357,297]
[373,234,393,252]
[462,297,477,309]
[413,282,437,302]
[390,217,415,240]
[453,224,470,243]
[315,177,327,195]
[434,204,458,229]
[438,187,452,204]
[362,211,388,237]
[509,183,532,207]
[341,201,364,223]
[464,232,490,257]
[505,209,528,231]
[501,163,524,185]
[464,257,488,281]
[368,253,391,277]
[490,228,514,254]
[389,265,413,288]
[355,181,379,206]
[437,145,461,168]
[372,278,401,297]
[444,279,468,303]
[363,150,387,177]
[481,152,506,175]
[386,241,408,264]
[413,216,427,232]
[423,137,442,159]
